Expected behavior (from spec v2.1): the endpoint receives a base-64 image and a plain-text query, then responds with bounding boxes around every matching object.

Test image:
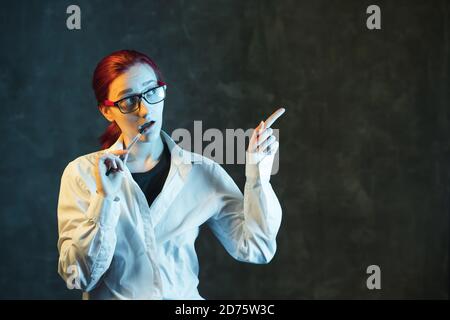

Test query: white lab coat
[57,130,282,299]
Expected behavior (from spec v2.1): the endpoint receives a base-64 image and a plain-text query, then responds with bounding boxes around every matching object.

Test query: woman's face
[101,63,164,142]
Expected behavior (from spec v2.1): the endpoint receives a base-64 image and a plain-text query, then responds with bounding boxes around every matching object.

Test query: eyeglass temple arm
[103,100,115,106]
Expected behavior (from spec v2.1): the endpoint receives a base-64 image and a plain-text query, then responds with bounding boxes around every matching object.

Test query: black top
[131,142,171,208]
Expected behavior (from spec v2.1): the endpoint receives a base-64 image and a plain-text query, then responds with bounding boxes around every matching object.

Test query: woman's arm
[57,161,121,291]
[207,152,282,264]
[207,109,285,264]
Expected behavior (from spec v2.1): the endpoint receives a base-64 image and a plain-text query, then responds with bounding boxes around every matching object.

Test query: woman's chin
[141,128,160,141]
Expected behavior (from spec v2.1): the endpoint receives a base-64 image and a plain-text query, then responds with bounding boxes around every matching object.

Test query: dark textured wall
[0,0,448,299]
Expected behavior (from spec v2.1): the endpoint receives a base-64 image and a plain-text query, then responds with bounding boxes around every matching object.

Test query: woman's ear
[98,104,115,122]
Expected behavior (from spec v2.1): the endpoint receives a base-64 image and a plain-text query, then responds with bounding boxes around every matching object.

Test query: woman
[57,49,284,300]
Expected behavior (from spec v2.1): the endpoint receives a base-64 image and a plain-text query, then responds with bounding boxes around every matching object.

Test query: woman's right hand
[94,150,129,198]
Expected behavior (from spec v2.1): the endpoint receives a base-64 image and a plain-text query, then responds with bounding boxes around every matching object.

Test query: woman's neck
[123,134,164,172]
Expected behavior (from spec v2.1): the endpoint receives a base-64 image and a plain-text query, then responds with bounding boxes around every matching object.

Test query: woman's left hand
[247,108,285,164]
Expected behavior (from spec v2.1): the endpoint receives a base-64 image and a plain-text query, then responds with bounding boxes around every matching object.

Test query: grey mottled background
[0,0,448,299]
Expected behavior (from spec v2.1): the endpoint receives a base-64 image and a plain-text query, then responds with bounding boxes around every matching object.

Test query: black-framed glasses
[103,80,167,114]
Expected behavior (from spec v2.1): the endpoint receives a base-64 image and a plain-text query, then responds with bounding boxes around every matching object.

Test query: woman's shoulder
[61,150,104,183]
[67,149,103,168]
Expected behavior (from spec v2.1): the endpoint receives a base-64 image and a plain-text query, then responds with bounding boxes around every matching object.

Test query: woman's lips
[138,121,155,133]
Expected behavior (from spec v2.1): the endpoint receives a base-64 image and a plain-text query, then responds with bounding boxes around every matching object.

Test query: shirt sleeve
[207,152,282,264]
[56,161,121,291]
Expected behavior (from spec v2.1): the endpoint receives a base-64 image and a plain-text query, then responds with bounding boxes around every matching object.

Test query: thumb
[249,121,265,153]
[252,121,264,141]
[257,120,265,136]
[257,120,265,130]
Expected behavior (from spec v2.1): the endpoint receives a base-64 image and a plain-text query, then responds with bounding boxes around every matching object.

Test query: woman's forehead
[109,64,157,100]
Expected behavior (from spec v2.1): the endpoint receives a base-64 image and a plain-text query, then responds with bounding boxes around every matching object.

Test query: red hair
[92,50,164,149]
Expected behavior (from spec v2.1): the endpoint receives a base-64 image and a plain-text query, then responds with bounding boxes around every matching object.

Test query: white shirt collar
[106,129,194,179]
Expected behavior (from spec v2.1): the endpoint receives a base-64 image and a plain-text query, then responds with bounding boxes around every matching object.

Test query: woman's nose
[138,100,150,117]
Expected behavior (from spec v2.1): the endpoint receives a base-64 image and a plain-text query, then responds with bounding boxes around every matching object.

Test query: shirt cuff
[245,151,275,182]
[86,191,121,229]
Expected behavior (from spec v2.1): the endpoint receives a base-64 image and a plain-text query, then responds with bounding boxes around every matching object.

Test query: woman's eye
[120,96,138,109]
[128,96,139,103]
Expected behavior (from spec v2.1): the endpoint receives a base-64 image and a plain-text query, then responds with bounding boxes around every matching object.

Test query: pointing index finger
[263,107,286,128]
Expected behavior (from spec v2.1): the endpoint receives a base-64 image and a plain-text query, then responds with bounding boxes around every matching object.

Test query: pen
[105,121,155,176]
